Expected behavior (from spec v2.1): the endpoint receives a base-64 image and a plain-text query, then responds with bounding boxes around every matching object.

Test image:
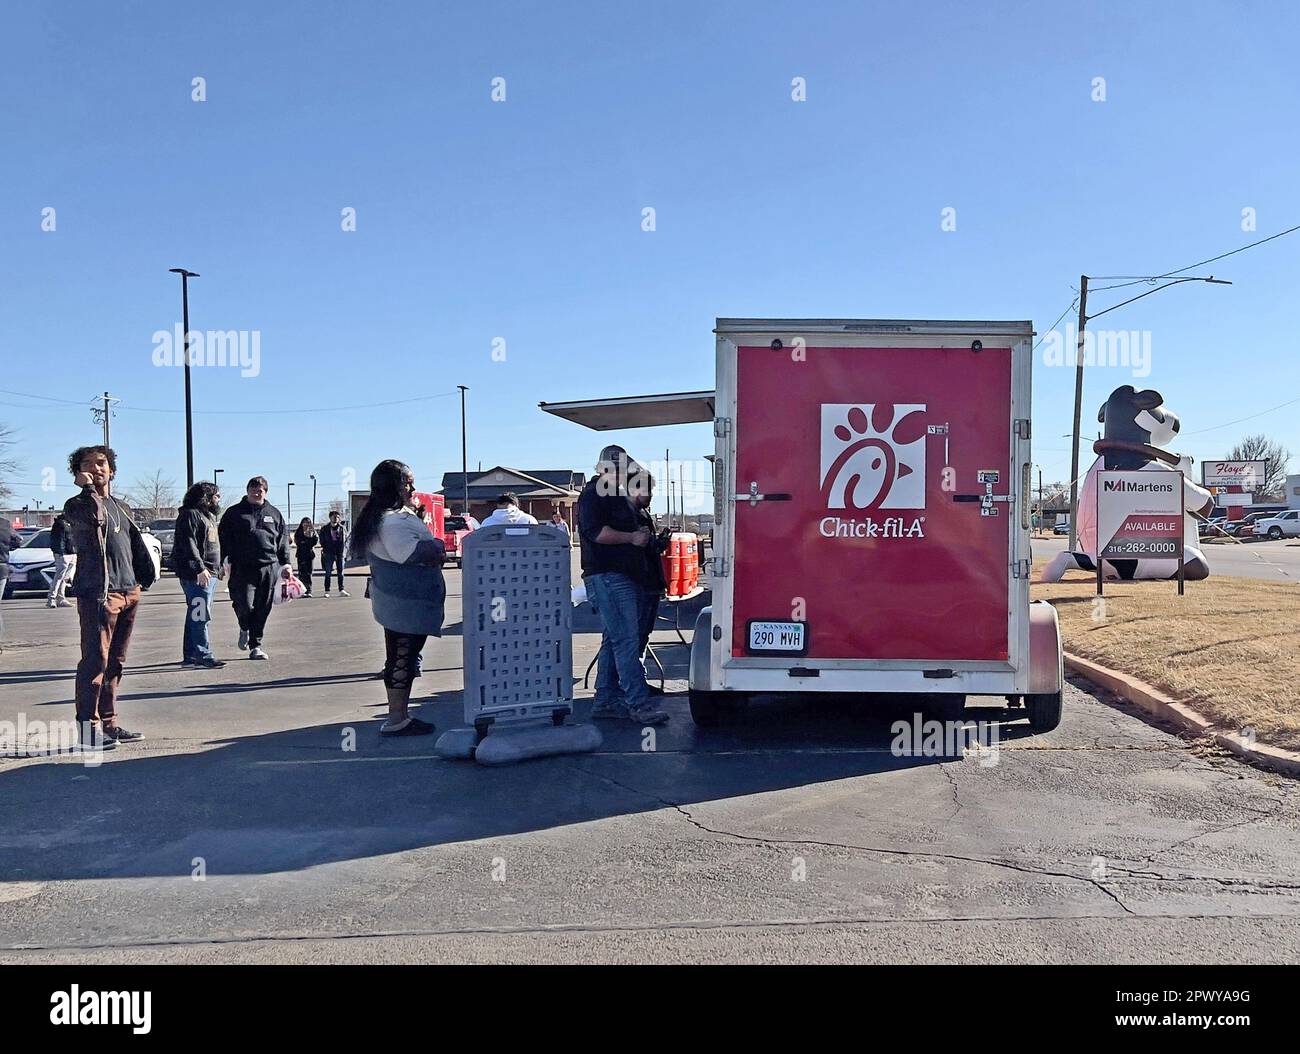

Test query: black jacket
[0,517,21,566]
[50,516,75,557]
[172,507,220,580]
[577,480,655,587]
[218,499,291,569]
[61,489,158,600]
[318,522,348,556]
[293,527,318,564]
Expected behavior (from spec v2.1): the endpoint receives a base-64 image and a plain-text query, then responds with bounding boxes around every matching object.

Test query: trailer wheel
[1025,691,1063,732]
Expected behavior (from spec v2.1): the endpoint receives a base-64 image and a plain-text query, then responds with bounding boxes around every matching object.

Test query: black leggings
[383,629,427,690]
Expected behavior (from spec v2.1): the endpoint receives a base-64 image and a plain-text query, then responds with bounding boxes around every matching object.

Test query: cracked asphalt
[2,568,1299,964]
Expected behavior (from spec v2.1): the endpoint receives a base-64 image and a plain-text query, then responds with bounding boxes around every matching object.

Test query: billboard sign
[1096,470,1185,594]
[1202,459,1267,490]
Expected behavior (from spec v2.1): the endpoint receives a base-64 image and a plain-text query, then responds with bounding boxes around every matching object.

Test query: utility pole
[1038,467,1043,534]
[168,268,200,490]
[458,386,469,517]
[90,392,119,494]
[1067,275,1089,552]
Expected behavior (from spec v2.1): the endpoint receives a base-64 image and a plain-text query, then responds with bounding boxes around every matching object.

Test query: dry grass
[1032,564,1300,752]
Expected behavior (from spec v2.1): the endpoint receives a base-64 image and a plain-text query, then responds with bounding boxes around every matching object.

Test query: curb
[1064,652,1300,779]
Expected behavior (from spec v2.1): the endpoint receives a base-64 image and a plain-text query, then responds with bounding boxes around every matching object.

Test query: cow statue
[1042,385,1215,582]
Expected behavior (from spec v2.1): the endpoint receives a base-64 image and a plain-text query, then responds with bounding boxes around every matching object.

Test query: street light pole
[169,268,200,490]
[458,385,469,517]
[1065,273,1231,551]
[287,482,295,521]
[213,468,224,487]
[310,474,317,523]
[1067,276,1089,552]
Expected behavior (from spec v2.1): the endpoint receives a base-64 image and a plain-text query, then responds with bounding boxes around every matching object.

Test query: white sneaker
[249,646,268,660]
[323,593,331,598]
[56,598,71,608]
[46,599,56,608]
[339,589,351,597]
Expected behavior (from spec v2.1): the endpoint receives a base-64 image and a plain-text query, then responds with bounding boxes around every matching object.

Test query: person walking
[479,492,538,527]
[173,481,226,669]
[293,517,318,597]
[62,445,158,748]
[0,514,23,656]
[319,510,350,597]
[351,460,445,736]
[45,514,76,608]
[218,475,291,660]
[549,511,572,546]
[577,445,668,726]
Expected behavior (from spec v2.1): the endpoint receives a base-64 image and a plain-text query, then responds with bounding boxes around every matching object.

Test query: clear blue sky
[2,0,1297,518]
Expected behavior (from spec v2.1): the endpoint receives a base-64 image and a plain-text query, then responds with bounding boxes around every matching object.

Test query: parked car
[442,514,479,568]
[1251,509,1300,540]
[2,527,162,598]
[150,518,177,569]
[1225,512,1275,539]
[1052,520,1071,536]
[1198,515,1228,537]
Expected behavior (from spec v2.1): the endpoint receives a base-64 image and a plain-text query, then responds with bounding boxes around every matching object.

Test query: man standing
[45,514,76,608]
[62,445,157,748]
[479,492,538,527]
[218,476,290,660]
[577,446,668,726]
[173,481,226,669]
[318,509,350,597]
[0,514,23,655]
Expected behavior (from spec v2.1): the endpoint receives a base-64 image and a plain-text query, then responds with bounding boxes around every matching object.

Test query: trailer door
[729,342,1012,662]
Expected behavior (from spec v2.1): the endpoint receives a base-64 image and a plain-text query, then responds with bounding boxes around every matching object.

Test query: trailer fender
[689,606,714,692]
[1027,601,1064,695]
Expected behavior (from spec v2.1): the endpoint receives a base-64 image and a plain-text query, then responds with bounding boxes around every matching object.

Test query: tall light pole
[169,268,200,490]
[458,385,469,517]
[1066,273,1231,551]
[309,474,317,523]
[286,482,295,521]
[213,468,224,487]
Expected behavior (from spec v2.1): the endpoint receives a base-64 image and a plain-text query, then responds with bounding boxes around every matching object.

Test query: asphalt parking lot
[2,565,1299,964]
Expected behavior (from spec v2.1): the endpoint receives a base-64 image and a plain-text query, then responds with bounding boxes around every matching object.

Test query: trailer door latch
[732,481,792,507]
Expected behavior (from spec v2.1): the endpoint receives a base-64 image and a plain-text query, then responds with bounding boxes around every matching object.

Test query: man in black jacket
[173,481,226,669]
[45,514,76,608]
[318,509,349,597]
[62,445,158,747]
[218,475,291,660]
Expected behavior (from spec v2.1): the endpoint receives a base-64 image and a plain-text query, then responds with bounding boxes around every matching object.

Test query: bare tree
[0,423,19,503]
[126,470,179,522]
[1228,434,1291,500]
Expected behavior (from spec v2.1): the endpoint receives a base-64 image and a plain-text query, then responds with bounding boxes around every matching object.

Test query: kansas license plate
[748,620,806,653]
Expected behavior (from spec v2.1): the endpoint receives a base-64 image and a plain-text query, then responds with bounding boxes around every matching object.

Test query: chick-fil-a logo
[820,403,927,509]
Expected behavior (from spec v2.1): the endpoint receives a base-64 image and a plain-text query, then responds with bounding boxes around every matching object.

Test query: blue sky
[1,0,1297,518]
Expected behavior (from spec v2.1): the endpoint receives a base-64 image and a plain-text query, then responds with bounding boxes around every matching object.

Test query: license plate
[9,571,26,584]
[747,620,806,654]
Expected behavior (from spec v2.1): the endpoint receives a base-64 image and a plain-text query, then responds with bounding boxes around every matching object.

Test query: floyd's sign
[1201,459,1267,490]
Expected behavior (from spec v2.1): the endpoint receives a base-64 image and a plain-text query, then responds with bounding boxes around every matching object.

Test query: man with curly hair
[61,445,158,750]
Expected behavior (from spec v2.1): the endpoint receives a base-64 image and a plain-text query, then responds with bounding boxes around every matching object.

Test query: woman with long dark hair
[173,480,226,669]
[293,516,318,597]
[351,459,446,736]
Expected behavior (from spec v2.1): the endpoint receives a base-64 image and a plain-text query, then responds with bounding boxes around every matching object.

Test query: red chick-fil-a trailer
[541,319,1064,732]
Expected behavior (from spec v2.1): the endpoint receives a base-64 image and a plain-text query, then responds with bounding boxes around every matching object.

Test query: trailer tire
[1025,691,1063,733]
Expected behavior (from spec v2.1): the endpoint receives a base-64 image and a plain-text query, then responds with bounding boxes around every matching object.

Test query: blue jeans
[587,572,653,711]
[181,577,218,661]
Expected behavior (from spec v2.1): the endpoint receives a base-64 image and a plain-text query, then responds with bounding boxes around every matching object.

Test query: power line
[1032,294,1080,352]
[1184,394,1300,435]
[1088,222,1300,293]
[0,387,462,416]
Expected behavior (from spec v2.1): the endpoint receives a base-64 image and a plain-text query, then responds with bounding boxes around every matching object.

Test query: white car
[3,527,163,597]
[1252,510,1300,541]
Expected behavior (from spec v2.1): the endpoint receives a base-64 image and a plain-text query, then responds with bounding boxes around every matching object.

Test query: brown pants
[75,588,142,726]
